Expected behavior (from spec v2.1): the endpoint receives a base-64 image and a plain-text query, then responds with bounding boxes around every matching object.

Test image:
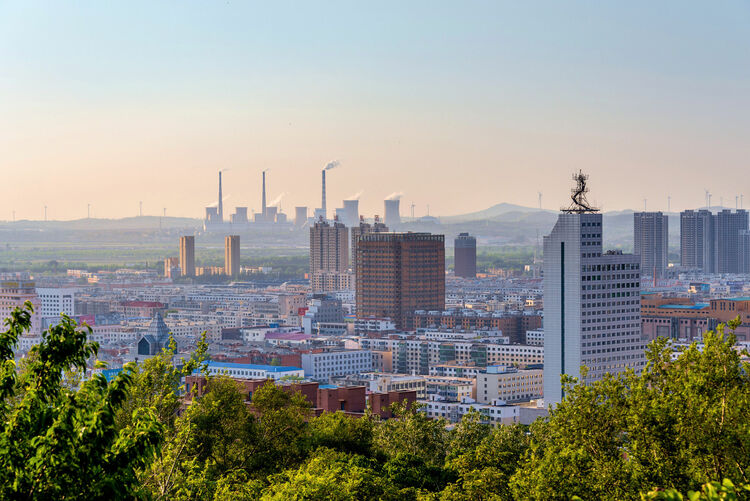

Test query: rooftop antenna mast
[538,192,542,210]
[562,171,599,213]
[667,196,671,212]
[643,198,647,211]
[410,202,415,218]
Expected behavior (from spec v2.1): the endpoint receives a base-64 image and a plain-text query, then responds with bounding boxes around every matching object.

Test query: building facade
[350,216,388,276]
[301,349,373,381]
[680,209,749,273]
[179,235,196,277]
[224,235,240,277]
[454,232,477,278]
[0,280,41,336]
[634,212,668,278]
[310,219,349,292]
[36,287,76,320]
[476,365,543,403]
[716,209,749,274]
[356,232,445,329]
[543,212,645,406]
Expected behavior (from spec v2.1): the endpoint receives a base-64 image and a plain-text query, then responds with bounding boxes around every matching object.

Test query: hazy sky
[1,1,749,221]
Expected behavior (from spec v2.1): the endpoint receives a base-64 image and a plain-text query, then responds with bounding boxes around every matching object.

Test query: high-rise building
[454,232,477,278]
[633,212,668,278]
[351,216,389,276]
[0,280,41,335]
[715,209,749,274]
[681,209,748,273]
[356,232,445,330]
[179,236,195,277]
[680,209,714,271]
[544,173,645,406]
[310,219,349,292]
[224,235,240,277]
[163,257,179,278]
[35,287,75,323]
[740,230,750,274]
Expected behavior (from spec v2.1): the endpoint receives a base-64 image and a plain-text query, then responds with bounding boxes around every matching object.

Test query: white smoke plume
[346,191,363,201]
[323,160,340,171]
[206,195,231,208]
[269,192,285,206]
[385,192,403,201]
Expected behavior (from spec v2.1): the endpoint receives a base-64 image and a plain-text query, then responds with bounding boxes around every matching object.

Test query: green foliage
[3,302,750,500]
[261,448,399,500]
[510,318,750,500]
[442,424,530,501]
[643,479,750,500]
[308,411,375,456]
[0,303,162,499]
[116,332,208,430]
[373,401,449,467]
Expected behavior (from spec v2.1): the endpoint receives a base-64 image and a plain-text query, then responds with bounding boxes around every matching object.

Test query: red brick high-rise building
[356,232,445,330]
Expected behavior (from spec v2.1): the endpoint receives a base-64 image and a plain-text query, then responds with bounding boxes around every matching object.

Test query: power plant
[384,196,401,227]
[203,170,290,231]
[201,168,422,233]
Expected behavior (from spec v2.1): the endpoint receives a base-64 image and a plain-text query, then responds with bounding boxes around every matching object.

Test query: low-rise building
[301,350,373,381]
[331,372,428,399]
[420,397,520,424]
[476,365,543,403]
[203,361,305,380]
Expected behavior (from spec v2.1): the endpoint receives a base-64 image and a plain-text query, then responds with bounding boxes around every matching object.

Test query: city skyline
[2,1,749,220]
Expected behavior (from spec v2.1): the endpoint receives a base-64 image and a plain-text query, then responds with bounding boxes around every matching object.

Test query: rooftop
[205,360,303,372]
[658,304,709,310]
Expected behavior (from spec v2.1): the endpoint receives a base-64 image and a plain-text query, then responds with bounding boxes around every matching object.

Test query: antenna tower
[562,171,599,213]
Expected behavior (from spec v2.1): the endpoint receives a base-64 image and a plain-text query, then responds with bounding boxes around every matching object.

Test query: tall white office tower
[543,173,645,406]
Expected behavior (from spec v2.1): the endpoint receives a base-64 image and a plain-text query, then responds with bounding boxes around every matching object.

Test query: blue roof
[658,303,709,310]
[319,384,338,389]
[205,360,303,372]
[729,297,750,301]
[100,368,123,382]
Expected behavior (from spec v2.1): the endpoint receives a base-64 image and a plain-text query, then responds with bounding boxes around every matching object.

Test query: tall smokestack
[262,171,267,218]
[322,170,326,219]
[218,171,223,222]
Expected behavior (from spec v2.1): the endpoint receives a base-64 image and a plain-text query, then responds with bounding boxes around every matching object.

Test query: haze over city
[2,1,749,220]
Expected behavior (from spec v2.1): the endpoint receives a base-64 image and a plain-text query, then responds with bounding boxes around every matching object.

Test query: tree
[643,479,750,501]
[116,333,207,431]
[260,448,399,500]
[442,424,530,501]
[511,319,750,500]
[308,411,375,457]
[445,408,492,461]
[372,401,449,467]
[0,303,162,499]
[248,380,312,475]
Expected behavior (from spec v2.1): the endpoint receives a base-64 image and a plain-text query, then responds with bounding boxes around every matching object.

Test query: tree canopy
[2,302,750,500]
